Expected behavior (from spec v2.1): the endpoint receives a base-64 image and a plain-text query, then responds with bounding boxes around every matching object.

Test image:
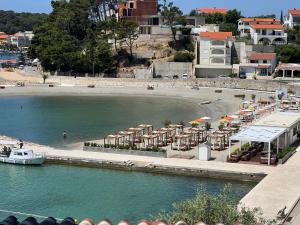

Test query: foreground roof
[199,32,232,40]
[289,9,300,16]
[230,125,286,143]
[250,24,284,29]
[250,52,276,61]
[0,216,268,225]
[198,8,228,15]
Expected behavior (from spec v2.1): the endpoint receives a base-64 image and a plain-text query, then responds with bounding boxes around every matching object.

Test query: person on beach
[62,131,67,139]
[19,139,24,149]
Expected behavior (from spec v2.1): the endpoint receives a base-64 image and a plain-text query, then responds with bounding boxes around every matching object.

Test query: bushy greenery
[29,0,138,74]
[287,26,300,44]
[157,185,276,225]
[275,45,300,63]
[174,51,195,62]
[278,147,296,159]
[0,10,48,34]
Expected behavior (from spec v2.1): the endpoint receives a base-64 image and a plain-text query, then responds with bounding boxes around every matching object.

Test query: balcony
[253,33,287,45]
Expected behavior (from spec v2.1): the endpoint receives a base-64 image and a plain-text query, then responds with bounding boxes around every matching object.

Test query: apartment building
[285,9,300,28]
[238,18,281,37]
[195,32,233,78]
[249,23,287,45]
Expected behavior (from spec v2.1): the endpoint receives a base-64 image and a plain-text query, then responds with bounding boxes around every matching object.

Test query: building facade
[285,9,300,28]
[239,52,277,77]
[195,32,233,78]
[118,0,158,25]
[249,24,287,45]
[238,18,281,37]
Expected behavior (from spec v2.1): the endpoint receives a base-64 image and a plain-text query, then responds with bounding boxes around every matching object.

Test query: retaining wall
[83,146,166,158]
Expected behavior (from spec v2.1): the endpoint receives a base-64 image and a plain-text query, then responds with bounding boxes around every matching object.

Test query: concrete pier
[241,148,300,221]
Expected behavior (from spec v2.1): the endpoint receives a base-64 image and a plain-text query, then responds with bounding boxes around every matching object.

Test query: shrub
[163,119,172,128]
[157,185,274,225]
[278,147,296,159]
[174,51,195,62]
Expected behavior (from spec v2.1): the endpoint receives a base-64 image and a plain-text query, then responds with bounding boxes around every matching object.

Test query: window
[211,58,224,64]
[211,40,225,46]
[24,152,28,155]
[129,2,134,8]
[14,152,23,156]
[211,49,224,55]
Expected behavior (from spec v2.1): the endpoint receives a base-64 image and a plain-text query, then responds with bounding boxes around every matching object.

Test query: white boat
[0,141,46,165]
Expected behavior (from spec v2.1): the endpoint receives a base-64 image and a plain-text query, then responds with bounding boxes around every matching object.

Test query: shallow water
[0,164,255,223]
[0,96,202,148]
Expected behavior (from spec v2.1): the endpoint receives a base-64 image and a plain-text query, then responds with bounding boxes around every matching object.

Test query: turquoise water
[0,164,255,223]
[0,96,202,148]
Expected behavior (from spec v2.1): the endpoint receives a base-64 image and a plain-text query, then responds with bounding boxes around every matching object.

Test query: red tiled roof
[198,8,228,15]
[289,9,300,16]
[240,18,280,23]
[250,52,276,60]
[257,64,271,69]
[250,24,284,29]
[200,32,232,40]
[0,35,9,39]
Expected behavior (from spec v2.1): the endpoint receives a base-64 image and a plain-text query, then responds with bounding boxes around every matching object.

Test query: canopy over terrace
[229,125,286,165]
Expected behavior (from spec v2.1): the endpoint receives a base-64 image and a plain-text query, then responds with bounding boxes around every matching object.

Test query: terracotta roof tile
[240,17,280,23]
[200,32,232,40]
[250,24,284,29]
[198,8,228,15]
[289,9,300,16]
[250,52,276,60]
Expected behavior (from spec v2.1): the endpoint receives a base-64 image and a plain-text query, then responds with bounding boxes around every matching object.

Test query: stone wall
[167,148,199,159]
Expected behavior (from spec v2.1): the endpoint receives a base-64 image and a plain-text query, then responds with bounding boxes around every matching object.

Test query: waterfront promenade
[241,148,300,221]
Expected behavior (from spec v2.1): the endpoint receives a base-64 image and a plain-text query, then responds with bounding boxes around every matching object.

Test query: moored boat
[0,141,46,165]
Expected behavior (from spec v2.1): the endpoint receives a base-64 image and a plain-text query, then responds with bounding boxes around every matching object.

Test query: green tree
[161,0,183,43]
[189,9,198,16]
[224,9,242,24]
[157,185,276,225]
[204,13,224,24]
[119,20,139,60]
[276,45,300,63]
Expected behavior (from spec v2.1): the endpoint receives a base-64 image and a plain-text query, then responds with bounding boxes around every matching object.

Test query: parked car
[239,72,247,79]
[182,73,188,79]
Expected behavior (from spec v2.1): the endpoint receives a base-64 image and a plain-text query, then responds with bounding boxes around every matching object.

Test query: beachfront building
[195,32,233,78]
[275,63,300,78]
[7,31,33,47]
[249,23,287,45]
[238,18,281,37]
[239,52,277,77]
[197,7,228,15]
[229,111,300,165]
[285,8,300,28]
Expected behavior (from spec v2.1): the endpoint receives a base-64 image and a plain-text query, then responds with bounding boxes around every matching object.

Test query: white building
[238,18,281,37]
[239,52,277,77]
[249,23,287,45]
[195,32,233,78]
[8,31,33,47]
[285,9,300,28]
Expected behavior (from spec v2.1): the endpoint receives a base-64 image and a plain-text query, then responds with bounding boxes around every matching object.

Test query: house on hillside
[195,32,233,78]
[239,52,277,77]
[7,32,33,47]
[238,18,281,37]
[197,7,228,15]
[285,8,300,28]
[118,0,158,25]
[249,23,287,45]
[0,32,9,44]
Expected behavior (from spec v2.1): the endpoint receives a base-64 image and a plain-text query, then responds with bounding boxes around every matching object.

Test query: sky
[0,0,300,17]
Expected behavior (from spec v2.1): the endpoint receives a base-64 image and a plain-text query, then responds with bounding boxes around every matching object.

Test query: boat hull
[0,157,46,165]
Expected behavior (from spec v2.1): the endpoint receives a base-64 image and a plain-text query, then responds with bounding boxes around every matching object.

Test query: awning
[230,125,286,143]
